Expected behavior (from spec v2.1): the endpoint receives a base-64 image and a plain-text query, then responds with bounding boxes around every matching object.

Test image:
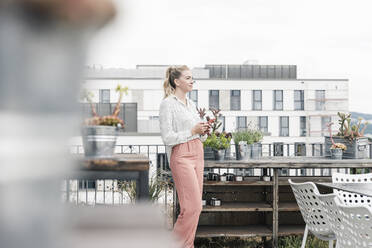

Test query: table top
[205,157,372,168]
[75,154,150,171]
[316,182,372,197]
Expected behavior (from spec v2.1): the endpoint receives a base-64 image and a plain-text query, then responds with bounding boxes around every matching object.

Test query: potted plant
[203,131,232,161]
[325,112,369,159]
[199,108,232,161]
[232,125,263,160]
[81,84,128,157]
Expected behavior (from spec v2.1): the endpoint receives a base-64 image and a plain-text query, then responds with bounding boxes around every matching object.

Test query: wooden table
[316,182,372,197]
[202,157,372,248]
[67,154,150,201]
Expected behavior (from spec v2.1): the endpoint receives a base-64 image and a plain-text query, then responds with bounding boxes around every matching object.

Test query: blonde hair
[163,65,190,98]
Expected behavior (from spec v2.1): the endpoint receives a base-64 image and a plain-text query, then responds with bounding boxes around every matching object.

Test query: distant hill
[350,112,372,135]
[351,112,372,121]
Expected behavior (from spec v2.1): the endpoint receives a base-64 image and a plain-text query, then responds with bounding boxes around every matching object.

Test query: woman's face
[175,70,194,93]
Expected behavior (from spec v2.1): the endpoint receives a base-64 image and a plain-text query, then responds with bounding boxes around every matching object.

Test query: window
[220,116,226,131]
[79,180,96,190]
[274,143,284,156]
[123,103,138,132]
[300,116,306,137]
[258,116,268,133]
[230,90,241,110]
[98,103,111,116]
[187,90,198,107]
[236,116,247,130]
[273,142,286,175]
[321,116,331,136]
[279,116,289,136]
[294,90,304,110]
[252,90,262,110]
[209,90,219,110]
[316,90,325,110]
[273,90,283,110]
[295,143,306,156]
[99,89,110,103]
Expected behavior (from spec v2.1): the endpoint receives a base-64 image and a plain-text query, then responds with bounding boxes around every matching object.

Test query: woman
[159,65,209,248]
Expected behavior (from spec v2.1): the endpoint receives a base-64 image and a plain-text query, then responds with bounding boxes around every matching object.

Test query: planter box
[203,147,215,160]
[235,143,262,160]
[82,125,118,158]
[324,136,369,159]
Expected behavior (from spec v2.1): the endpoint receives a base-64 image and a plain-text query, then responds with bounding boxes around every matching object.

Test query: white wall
[198,90,209,109]
[284,90,293,111]
[262,90,272,111]
[241,90,251,111]
[83,78,349,145]
[289,116,299,137]
[268,116,279,136]
[143,90,163,110]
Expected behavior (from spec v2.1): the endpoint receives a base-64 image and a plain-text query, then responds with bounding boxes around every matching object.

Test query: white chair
[337,203,372,247]
[317,193,345,248]
[332,172,372,208]
[319,191,372,248]
[289,179,335,248]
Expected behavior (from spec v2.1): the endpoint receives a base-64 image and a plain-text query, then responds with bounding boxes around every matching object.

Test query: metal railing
[65,143,372,216]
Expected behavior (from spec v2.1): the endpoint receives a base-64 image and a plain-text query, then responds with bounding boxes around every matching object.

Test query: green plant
[203,131,232,150]
[336,112,369,142]
[118,170,173,203]
[81,84,129,127]
[198,107,232,150]
[194,235,329,248]
[278,235,328,248]
[232,126,263,145]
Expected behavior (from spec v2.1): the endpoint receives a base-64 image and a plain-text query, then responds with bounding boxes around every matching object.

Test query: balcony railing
[65,142,372,230]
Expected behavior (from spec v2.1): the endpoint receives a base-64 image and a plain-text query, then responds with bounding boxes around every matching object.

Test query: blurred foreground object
[0,1,115,248]
[66,204,180,248]
[1,0,116,28]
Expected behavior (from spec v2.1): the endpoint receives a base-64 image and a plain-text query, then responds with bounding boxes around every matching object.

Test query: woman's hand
[191,122,210,135]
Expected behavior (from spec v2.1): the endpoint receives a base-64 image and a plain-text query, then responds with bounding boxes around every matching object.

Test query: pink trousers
[170,138,204,248]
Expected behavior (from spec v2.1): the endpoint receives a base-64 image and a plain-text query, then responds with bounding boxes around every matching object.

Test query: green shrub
[232,128,263,145]
[203,131,232,150]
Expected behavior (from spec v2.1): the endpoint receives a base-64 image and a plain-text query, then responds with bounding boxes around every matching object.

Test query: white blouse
[159,94,207,164]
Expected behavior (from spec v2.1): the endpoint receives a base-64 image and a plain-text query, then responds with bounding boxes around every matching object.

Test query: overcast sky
[87,0,372,114]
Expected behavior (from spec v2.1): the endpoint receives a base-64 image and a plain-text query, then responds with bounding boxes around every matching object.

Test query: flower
[331,143,347,151]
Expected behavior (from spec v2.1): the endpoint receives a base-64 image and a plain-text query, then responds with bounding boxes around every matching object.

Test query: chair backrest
[288,179,335,240]
[317,193,351,248]
[332,172,372,207]
[338,203,372,247]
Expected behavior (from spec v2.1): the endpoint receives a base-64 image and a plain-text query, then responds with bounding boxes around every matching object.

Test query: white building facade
[79,64,348,157]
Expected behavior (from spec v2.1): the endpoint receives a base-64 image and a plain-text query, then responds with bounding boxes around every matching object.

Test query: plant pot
[203,146,215,160]
[225,173,235,181]
[236,141,250,160]
[82,125,118,158]
[330,148,343,160]
[250,143,262,159]
[213,149,226,161]
[262,176,271,182]
[207,172,220,181]
[235,142,262,160]
[325,136,369,159]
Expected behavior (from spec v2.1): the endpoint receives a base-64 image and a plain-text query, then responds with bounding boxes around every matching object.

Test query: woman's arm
[159,100,193,146]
